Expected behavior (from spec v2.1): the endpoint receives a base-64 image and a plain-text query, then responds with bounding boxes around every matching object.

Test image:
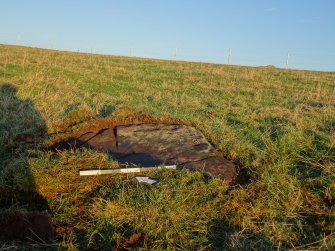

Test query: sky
[1,0,335,71]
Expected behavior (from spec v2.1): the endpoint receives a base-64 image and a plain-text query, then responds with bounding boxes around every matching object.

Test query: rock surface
[72,124,237,183]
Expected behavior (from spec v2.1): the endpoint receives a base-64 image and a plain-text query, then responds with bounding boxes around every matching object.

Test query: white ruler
[79,165,176,176]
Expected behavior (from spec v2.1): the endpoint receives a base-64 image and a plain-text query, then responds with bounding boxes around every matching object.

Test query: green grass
[0,44,334,250]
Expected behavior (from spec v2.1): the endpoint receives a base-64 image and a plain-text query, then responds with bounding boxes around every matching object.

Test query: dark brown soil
[0,211,54,242]
[116,233,153,250]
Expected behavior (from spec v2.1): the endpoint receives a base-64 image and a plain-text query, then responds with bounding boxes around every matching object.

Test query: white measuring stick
[79,165,176,176]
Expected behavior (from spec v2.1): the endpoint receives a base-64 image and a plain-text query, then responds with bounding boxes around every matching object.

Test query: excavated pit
[52,124,238,184]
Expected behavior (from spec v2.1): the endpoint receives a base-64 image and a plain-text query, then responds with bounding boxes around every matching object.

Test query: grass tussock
[0,44,334,250]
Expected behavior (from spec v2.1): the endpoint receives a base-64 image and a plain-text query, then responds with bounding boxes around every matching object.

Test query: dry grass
[0,44,334,250]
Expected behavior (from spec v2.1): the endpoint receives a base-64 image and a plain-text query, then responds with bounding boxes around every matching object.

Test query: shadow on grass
[0,83,53,242]
[64,102,81,115]
[69,216,277,250]
[289,129,335,242]
[258,116,290,142]
[97,104,116,118]
[297,129,335,184]
[323,120,335,133]
[208,218,276,250]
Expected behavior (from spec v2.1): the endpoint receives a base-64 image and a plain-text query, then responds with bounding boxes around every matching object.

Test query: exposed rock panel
[68,124,237,184]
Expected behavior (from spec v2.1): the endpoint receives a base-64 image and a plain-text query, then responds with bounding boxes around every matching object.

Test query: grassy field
[0,44,334,250]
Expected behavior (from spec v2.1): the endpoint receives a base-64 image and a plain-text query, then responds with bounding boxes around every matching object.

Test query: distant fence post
[285,52,290,69]
[227,48,232,65]
[174,47,178,60]
[129,45,133,57]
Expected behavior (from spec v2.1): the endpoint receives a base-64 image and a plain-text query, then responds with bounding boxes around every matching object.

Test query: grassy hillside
[0,44,334,250]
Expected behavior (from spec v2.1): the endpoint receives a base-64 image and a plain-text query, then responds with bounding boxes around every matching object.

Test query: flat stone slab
[72,124,237,183]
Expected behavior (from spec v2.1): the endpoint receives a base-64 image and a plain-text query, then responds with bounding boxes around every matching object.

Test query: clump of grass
[53,167,231,250]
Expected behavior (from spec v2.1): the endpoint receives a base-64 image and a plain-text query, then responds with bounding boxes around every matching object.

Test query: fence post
[174,47,178,60]
[228,48,232,65]
[285,52,290,69]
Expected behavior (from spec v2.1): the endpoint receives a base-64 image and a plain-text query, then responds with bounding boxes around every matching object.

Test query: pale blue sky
[1,0,335,71]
